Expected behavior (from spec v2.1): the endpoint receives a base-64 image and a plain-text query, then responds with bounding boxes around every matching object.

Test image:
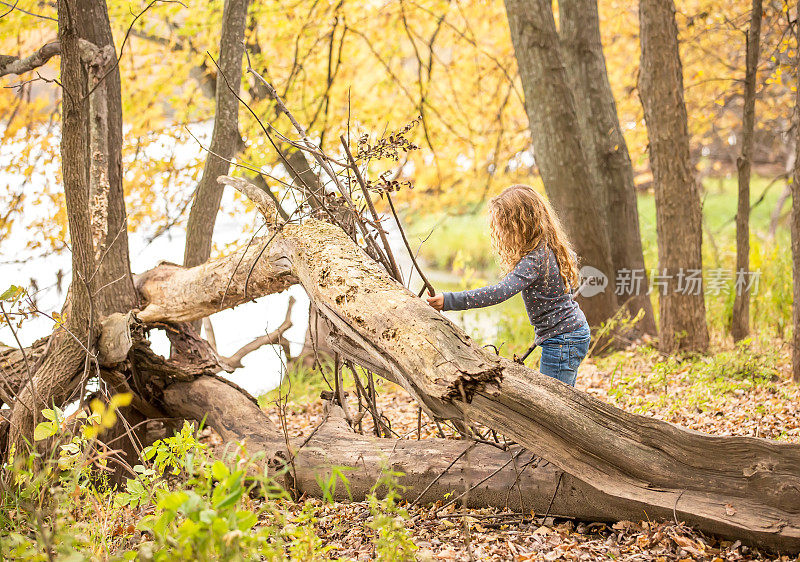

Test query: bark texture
[7,1,144,472]
[503,0,618,329]
[5,172,799,550]
[76,0,144,482]
[134,248,296,325]
[160,375,647,519]
[638,0,710,353]
[76,0,139,316]
[183,0,250,268]
[731,0,762,342]
[559,0,657,337]
[793,14,800,384]
[9,0,99,452]
[0,339,49,407]
[0,41,62,77]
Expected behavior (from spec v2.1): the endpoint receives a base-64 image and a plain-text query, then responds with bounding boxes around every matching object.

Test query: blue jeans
[539,324,591,386]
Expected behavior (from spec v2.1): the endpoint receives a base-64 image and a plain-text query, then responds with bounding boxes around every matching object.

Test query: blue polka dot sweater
[442,244,588,345]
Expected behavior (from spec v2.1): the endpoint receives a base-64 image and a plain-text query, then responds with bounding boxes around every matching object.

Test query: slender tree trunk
[183,0,249,268]
[638,0,709,353]
[559,0,656,337]
[75,0,139,315]
[732,0,762,342]
[9,0,99,452]
[792,11,800,383]
[77,0,146,481]
[503,0,619,329]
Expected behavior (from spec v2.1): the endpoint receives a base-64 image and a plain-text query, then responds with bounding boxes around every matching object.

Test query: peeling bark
[0,41,62,77]
[134,242,296,324]
[9,0,100,454]
[6,166,799,550]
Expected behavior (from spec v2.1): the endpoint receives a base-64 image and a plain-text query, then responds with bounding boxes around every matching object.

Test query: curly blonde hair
[488,184,580,291]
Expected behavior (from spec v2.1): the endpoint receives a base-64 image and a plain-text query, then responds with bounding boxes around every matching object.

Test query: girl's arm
[440,256,539,311]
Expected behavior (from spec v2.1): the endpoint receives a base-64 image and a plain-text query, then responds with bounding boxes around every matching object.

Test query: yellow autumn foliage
[0,0,796,255]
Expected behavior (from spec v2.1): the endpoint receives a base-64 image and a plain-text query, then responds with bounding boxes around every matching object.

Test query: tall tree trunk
[731,0,762,342]
[559,0,657,337]
[71,0,138,315]
[9,0,99,453]
[503,0,619,329]
[183,0,249,268]
[792,10,800,384]
[77,0,145,480]
[638,0,709,353]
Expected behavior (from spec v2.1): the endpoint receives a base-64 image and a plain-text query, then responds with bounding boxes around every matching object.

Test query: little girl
[427,184,590,386]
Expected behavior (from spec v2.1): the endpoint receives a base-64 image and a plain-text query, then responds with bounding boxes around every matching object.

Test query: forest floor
[254,336,800,561]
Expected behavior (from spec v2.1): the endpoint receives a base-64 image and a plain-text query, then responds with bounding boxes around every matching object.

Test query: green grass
[405,210,494,272]
[258,361,332,407]
[594,337,785,416]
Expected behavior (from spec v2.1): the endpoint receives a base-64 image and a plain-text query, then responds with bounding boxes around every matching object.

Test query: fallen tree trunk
[160,375,642,521]
[134,242,296,324]
[0,338,49,407]
[11,174,794,551]
[197,175,796,552]
[287,218,800,551]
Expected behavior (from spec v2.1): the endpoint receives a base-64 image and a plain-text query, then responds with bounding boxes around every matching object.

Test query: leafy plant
[367,468,418,562]
[283,501,330,561]
[133,426,289,561]
[142,420,207,476]
[315,465,354,503]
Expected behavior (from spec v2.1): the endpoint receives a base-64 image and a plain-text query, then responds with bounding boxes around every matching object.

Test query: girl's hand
[427,294,444,311]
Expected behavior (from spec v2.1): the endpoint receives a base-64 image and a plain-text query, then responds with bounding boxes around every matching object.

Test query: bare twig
[411,441,477,506]
[84,0,188,100]
[348,361,388,438]
[543,471,564,521]
[385,192,435,296]
[0,301,39,417]
[332,352,353,426]
[0,0,56,21]
[435,449,525,514]
[340,135,403,282]
[219,296,295,369]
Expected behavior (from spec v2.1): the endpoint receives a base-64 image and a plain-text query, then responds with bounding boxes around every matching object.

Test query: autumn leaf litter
[242,341,800,561]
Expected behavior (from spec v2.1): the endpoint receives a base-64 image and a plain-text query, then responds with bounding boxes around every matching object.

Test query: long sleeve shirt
[442,244,587,345]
